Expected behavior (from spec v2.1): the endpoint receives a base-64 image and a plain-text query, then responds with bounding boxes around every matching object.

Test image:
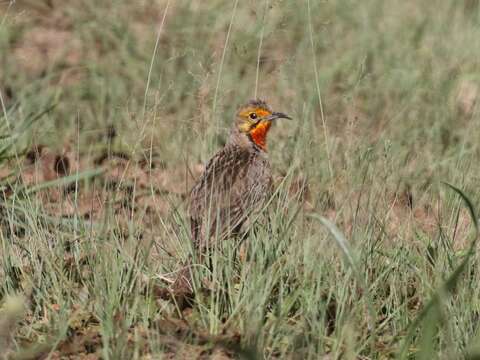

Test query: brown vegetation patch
[14,27,82,77]
[7,144,202,222]
[456,79,479,117]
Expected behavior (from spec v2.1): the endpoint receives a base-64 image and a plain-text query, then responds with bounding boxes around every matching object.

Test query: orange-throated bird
[173,99,291,296]
[189,99,291,251]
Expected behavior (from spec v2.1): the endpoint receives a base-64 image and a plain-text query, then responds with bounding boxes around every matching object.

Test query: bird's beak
[266,111,292,121]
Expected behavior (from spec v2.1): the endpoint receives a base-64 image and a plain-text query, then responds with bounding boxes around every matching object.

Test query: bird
[189,99,291,251]
[172,99,291,297]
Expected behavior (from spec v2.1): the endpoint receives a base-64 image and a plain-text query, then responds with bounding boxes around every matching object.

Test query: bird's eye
[249,112,257,120]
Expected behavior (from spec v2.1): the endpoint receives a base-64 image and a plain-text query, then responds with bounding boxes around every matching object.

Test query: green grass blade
[398,183,479,358]
[16,168,104,194]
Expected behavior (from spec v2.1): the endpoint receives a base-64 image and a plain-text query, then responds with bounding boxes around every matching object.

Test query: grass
[1,0,480,358]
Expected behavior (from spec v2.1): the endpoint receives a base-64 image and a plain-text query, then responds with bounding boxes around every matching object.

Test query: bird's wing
[189,145,251,248]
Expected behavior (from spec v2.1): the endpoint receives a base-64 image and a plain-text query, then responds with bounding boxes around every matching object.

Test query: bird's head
[234,99,291,151]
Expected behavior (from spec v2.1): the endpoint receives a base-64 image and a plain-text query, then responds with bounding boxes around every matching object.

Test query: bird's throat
[249,121,271,150]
